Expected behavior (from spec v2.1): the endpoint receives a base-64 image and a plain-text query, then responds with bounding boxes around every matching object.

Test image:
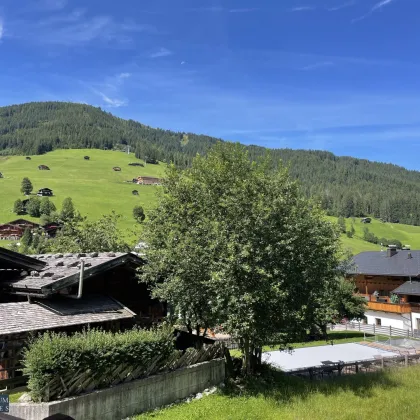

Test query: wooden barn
[38,165,50,171]
[0,248,166,389]
[113,167,121,172]
[135,176,162,186]
[0,220,40,240]
[37,188,53,197]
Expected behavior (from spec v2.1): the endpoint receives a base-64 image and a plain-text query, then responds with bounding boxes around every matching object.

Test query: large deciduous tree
[140,142,344,373]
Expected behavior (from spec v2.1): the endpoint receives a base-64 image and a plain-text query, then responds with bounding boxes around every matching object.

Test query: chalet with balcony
[348,246,420,332]
[0,219,40,240]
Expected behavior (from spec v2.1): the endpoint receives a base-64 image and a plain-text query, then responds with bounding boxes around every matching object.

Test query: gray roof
[0,295,135,336]
[0,247,46,271]
[347,250,420,277]
[393,281,420,296]
[1,252,144,295]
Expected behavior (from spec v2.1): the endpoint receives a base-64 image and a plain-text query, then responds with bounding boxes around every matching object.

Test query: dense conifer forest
[1,101,420,225]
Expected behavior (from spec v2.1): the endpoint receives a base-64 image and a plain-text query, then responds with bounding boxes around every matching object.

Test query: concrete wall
[365,310,411,330]
[10,359,225,420]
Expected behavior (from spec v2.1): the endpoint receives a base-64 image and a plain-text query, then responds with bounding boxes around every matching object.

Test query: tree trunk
[242,337,251,375]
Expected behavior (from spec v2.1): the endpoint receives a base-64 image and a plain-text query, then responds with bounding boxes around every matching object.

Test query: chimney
[387,245,398,258]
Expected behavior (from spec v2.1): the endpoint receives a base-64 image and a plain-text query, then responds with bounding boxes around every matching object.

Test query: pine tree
[40,198,56,216]
[60,198,75,221]
[21,177,33,195]
[26,197,41,217]
[21,228,32,247]
[337,216,346,234]
[13,199,24,215]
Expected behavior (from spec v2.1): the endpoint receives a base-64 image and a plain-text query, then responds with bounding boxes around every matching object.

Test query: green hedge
[22,327,175,402]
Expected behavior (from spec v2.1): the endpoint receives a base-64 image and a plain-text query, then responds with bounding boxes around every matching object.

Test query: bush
[22,327,175,402]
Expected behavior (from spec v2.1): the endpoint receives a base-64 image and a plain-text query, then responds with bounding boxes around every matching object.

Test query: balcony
[366,301,412,314]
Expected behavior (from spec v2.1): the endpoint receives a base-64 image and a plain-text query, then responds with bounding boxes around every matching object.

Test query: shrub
[22,326,175,402]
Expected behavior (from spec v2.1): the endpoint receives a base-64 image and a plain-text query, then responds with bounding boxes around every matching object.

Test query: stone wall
[10,359,225,420]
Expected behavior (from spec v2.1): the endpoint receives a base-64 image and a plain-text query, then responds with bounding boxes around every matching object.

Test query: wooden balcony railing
[366,301,412,314]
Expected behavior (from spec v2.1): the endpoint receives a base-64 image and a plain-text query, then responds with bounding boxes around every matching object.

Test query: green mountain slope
[0,149,165,240]
[1,101,420,225]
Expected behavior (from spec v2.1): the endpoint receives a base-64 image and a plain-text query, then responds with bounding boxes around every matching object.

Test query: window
[375,318,381,326]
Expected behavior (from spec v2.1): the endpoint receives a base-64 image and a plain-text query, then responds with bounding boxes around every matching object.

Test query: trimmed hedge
[22,327,175,402]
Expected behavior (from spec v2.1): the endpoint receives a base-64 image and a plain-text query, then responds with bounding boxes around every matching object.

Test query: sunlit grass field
[0,149,165,242]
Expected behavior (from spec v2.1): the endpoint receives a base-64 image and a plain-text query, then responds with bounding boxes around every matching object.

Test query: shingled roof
[0,247,46,271]
[392,281,420,296]
[1,252,145,296]
[348,250,420,277]
[0,295,135,336]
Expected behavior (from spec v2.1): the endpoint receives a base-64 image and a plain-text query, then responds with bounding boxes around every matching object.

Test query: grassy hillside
[2,149,420,254]
[3,102,420,226]
[330,216,420,254]
[0,149,164,241]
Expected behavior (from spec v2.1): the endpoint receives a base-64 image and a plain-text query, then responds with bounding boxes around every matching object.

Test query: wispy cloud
[301,61,334,70]
[0,19,3,41]
[96,91,127,108]
[38,0,67,10]
[150,47,173,59]
[327,1,356,12]
[352,0,396,23]
[229,8,259,13]
[290,6,316,12]
[5,10,155,47]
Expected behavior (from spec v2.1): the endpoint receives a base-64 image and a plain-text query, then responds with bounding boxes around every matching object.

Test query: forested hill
[1,101,420,225]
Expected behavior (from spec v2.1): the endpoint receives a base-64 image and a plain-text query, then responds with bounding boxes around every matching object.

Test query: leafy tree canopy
[140,142,344,373]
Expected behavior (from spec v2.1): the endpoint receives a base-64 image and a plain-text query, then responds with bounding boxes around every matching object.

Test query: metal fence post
[373,324,376,335]
[390,326,392,338]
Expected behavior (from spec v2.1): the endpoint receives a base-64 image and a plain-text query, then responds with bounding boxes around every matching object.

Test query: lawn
[0,150,165,242]
[135,364,420,420]
[229,331,371,358]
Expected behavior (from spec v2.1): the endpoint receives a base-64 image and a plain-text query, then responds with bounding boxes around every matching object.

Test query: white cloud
[372,0,394,12]
[290,6,316,12]
[96,90,127,107]
[352,0,396,23]
[150,47,173,58]
[0,19,3,40]
[327,1,356,12]
[5,11,156,47]
[117,72,131,80]
[229,8,259,13]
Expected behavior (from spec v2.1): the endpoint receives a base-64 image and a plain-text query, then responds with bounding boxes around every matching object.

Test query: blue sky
[1,0,419,169]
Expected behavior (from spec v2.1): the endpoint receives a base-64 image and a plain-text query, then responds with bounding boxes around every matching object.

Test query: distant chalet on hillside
[0,219,40,240]
[37,188,53,197]
[133,176,162,186]
[113,166,121,171]
[38,164,50,170]
[361,217,372,224]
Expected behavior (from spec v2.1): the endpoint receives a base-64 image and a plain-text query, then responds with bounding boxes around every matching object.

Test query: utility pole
[127,145,130,155]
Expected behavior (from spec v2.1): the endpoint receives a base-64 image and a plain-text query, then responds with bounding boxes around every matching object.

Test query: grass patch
[8,392,24,403]
[229,331,372,358]
[134,365,420,419]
